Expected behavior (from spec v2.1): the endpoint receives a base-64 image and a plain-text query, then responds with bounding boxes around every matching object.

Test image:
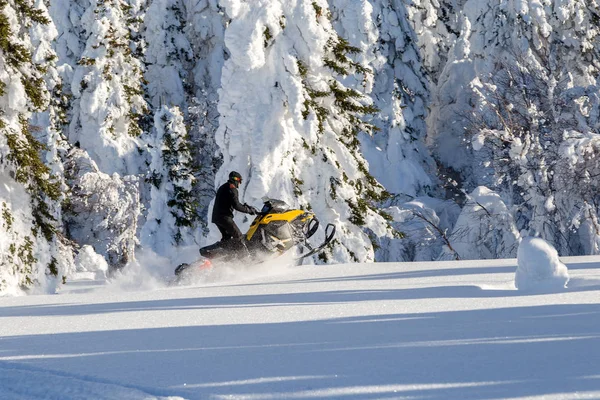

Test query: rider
[211,171,258,249]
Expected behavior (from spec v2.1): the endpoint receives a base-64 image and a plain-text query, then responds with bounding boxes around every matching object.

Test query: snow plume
[215,0,395,263]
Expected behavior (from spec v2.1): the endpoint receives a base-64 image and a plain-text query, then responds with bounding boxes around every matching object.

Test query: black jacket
[212,181,254,223]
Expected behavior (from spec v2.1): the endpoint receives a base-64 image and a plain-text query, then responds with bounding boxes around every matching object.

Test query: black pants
[201,218,246,259]
[215,217,243,241]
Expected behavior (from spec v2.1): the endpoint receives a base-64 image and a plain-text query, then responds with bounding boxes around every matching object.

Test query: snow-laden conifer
[68,0,150,175]
[325,0,444,261]
[406,0,462,80]
[214,0,396,263]
[0,0,74,293]
[143,0,191,109]
[182,0,227,233]
[141,106,197,255]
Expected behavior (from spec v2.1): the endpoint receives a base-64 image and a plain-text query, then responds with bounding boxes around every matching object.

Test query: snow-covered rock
[515,237,569,291]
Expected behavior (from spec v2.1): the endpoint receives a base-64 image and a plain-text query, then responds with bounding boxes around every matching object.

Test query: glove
[249,206,259,215]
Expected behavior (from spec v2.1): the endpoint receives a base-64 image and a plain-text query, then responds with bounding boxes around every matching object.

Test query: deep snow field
[1,255,600,400]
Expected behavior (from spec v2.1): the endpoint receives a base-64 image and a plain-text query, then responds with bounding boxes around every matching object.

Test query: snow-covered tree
[182,0,227,234]
[405,0,463,80]
[63,149,140,270]
[431,0,600,256]
[441,186,520,259]
[143,0,192,109]
[140,106,197,255]
[68,0,150,175]
[324,0,443,261]
[214,0,397,263]
[0,0,76,293]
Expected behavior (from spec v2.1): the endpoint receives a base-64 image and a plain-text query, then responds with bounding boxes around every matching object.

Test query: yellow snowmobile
[174,198,336,278]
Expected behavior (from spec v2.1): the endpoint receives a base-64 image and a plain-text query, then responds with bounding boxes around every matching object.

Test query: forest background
[2,0,599,294]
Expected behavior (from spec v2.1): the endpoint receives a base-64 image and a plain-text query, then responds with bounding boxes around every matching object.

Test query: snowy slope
[1,257,600,399]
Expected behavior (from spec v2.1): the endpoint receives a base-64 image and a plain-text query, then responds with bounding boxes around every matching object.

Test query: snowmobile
[174,198,336,279]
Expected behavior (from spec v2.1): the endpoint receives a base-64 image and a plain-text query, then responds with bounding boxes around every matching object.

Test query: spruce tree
[141,106,197,253]
[143,0,191,109]
[0,0,74,292]
[69,0,150,175]
[182,1,227,234]
[214,0,396,263]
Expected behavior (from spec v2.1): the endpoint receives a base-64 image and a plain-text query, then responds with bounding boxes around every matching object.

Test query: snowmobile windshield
[261,198,290,214]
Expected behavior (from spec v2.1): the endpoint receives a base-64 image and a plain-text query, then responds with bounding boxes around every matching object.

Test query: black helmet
[228,171,242,187]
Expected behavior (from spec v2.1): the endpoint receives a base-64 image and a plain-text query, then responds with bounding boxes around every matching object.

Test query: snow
[74,245,109,280]
[516,236,570,291]
[2,256,600,399]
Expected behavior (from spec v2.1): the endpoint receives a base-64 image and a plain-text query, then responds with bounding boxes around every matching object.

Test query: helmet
[228,171,242,187]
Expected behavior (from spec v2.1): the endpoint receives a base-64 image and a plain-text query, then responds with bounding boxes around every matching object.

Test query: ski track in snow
[1,257,600,399]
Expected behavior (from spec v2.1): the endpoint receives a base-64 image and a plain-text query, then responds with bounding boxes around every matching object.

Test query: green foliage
[329,177,339,200]
[323,58,348,75]
[6,117,60,200]
[21,76,47,110]
[2,202,13,230]
[77,57,96,66]
[0,11,31,68]
[325,36,369,75]
[347,198,369,226]
[17,236,37,286]
[127,111,143,137]
[4,117,60,241]
[312,2,323,19]
[297,60,308,78]
[291,173,304,196]
[0,0,50,72]
[14,0,50,24]
[47,257,58,276]
[158,111,200,242]
[0,80,5,96]
[264,26,272,48]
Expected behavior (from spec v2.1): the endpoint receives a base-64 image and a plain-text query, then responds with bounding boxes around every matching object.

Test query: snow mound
[515,237,569,291]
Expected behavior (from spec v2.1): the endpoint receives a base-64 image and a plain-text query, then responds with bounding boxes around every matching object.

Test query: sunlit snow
[1,257,600,399]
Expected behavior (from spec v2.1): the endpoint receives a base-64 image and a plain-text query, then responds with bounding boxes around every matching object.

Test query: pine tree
[69,0,150,175]
[141,106,197,253]
[214,0,397,263]
[143,0,191,109]
[0,0,74,292]
[182,1,227,234]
